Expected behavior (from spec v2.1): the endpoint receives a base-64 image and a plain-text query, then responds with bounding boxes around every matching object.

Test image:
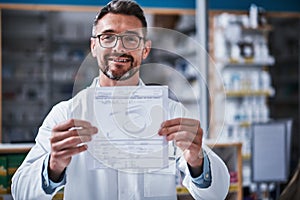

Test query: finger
[77,126,98,136]
[166,131,202,145]
[161,118,200,128]
[51,145,88,160]
[51,129,77,143]
[159,118,200,135]
[51,126,97,143]
[165,131,195,142]
[52,135,93,151]
[53,119,93,132]
[159,120,202,137]
[159,124,199,136]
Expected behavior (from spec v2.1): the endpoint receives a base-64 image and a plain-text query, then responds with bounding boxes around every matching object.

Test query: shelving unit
[176,142,243,200]
[207,142,243,200]
[2,10,51,143]
[267,15,300,174]
[0,144,33,200]
[0,18,104,191]
[0,144,64,200]
[1,10,94,143]
[209,10,275,190]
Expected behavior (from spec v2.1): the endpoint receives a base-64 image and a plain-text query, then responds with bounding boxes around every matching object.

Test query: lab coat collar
[89,77,145,88]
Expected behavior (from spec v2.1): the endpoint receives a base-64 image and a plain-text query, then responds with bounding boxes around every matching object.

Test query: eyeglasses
[92,33,145,50]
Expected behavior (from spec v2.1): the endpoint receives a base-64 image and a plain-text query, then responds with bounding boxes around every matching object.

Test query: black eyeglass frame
[92,33,146,50]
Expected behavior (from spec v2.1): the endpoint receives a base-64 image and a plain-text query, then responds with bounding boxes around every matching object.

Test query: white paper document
[89,86,169,171]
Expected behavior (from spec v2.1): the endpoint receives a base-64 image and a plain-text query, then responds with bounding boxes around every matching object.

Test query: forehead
[95,13,144,35]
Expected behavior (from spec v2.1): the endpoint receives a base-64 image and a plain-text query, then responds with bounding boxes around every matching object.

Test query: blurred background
[0,0,299,199]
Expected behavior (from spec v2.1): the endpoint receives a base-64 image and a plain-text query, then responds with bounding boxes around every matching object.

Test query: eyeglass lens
[99,34,141,49]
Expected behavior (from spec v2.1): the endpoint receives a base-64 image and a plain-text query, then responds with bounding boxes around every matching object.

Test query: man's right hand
[49,119,98,182]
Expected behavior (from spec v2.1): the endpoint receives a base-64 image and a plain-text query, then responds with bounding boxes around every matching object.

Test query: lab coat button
[205,173,209,179]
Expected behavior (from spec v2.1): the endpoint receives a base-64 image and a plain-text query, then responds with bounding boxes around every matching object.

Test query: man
[11,0,229,199]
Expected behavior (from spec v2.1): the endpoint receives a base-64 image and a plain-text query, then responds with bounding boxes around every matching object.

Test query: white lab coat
[11,78,229,200]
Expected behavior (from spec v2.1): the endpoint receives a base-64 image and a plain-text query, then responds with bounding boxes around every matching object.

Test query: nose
[112,37,126,52]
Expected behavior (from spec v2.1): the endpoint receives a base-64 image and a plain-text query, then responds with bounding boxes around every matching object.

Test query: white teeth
[113,59,128,63]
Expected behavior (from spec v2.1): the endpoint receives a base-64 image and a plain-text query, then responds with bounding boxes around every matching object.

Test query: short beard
[100,54,139,81]
[103,66,139,81]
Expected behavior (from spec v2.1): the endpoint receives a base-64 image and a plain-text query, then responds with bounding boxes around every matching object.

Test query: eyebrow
[100,29,141,36]
[124,30,140,35]
[101,29,115,34]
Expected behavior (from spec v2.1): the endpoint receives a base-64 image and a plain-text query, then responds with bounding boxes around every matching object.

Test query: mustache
[104,53,134,62]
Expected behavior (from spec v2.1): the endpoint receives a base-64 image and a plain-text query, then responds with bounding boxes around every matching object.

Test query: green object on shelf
[0,156,8,194]
[7,154,27,193]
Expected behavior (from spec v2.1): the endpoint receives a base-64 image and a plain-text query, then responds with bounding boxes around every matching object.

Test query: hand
[49,119,98,182]
[158,118,204,177]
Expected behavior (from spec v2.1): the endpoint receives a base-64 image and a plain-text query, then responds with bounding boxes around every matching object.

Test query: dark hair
[92,0,147,37]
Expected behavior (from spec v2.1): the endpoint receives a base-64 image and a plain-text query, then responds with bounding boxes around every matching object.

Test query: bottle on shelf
[249,4,258,29]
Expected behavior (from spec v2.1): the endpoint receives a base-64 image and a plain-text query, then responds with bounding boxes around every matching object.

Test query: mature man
[12,0,229,199]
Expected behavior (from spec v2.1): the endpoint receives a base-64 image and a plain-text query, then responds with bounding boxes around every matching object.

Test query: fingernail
[158,129,162,135]
[160,122,165,128]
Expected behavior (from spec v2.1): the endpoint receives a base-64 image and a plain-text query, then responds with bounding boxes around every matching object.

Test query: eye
[100,34,115,42]
[124,35,139,43]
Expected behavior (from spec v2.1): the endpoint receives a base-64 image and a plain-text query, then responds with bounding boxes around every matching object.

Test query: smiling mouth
[101,54,138,80]
[108,57,132,63]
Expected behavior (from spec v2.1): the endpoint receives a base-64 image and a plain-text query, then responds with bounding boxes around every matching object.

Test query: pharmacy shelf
[206,142,243,200]
[177,142,243,200]
[209,11,276,196]
[241,25,273,32]
[226,90,273,97]
[217,57,275,68]
[0,144,34,154]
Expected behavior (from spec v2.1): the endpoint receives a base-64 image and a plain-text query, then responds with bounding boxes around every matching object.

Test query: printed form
[89,86,169,171]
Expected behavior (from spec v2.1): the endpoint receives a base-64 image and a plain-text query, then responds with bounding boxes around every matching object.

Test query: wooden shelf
[241,25,273,32]
[175,142,243,200]
[205,142,243,200]
[52,191,64,200]
[226,121,252,128]
[0,3,195,15]
[0,143,34,154]
[216,57,275,67]
[176,186,190,194]
[229,183,240,193]
[226,90,273,97]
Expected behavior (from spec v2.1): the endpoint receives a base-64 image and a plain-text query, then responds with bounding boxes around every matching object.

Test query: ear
[142,40,151,60]
[90,37,97,57]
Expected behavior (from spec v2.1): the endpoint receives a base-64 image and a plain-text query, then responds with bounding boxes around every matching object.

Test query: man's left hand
[158,118,204,177]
